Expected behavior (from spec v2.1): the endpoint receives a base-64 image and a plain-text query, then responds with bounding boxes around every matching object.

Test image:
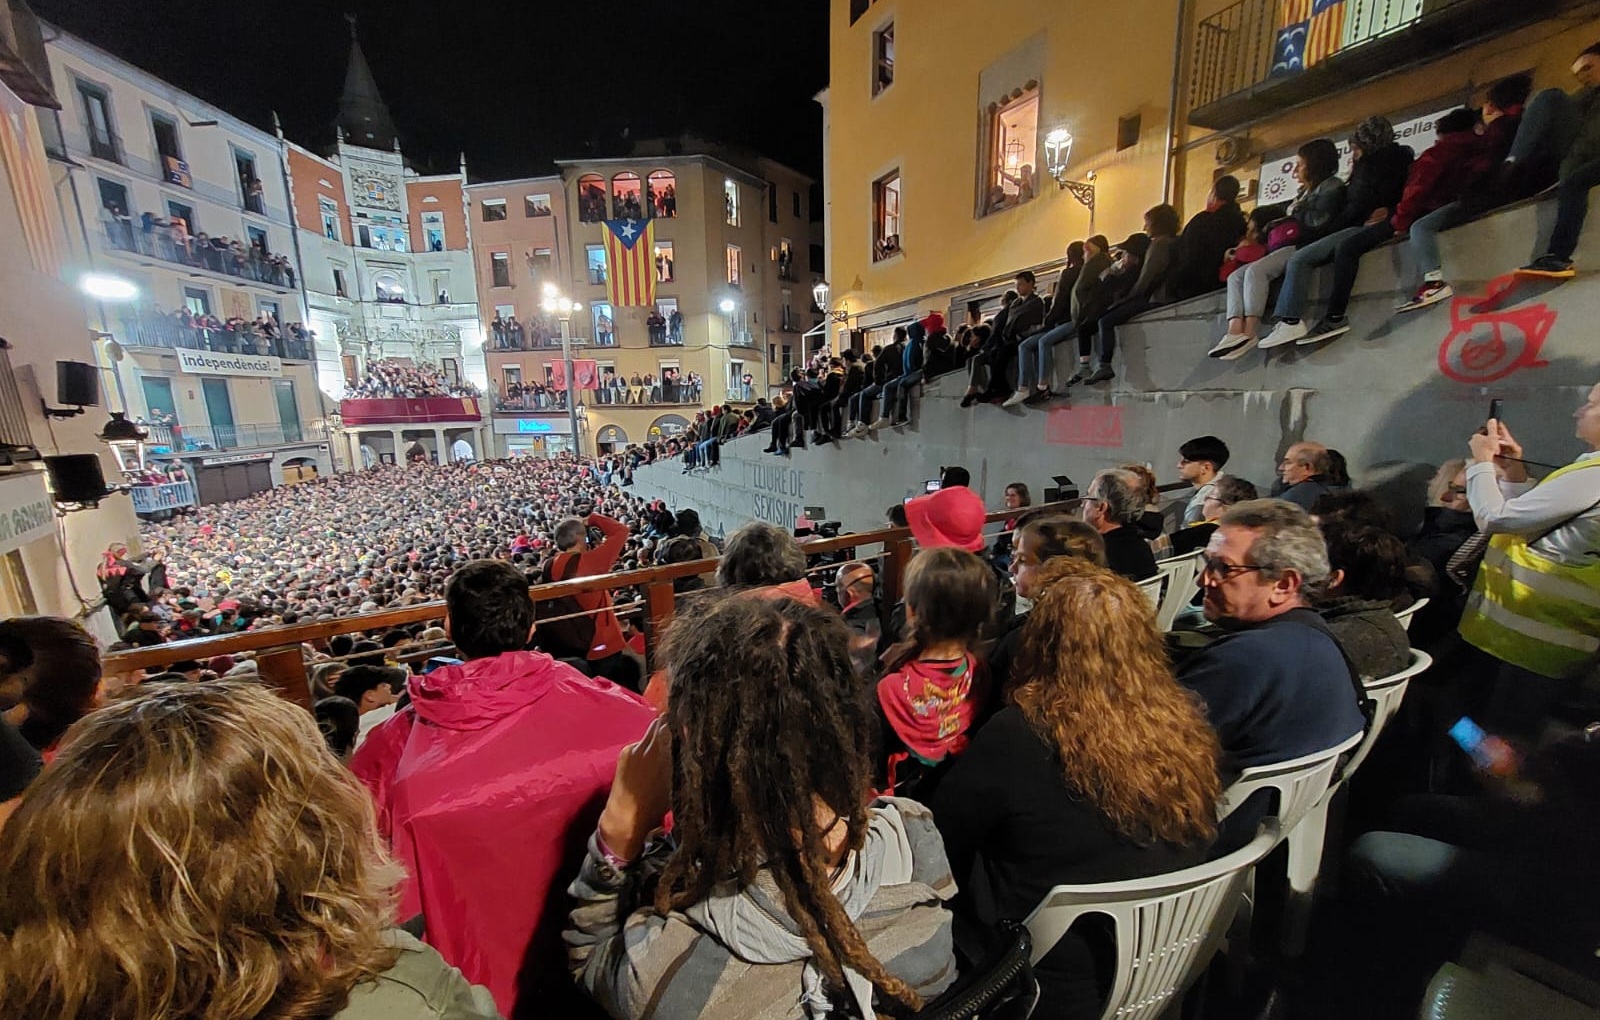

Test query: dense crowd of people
[102,203,297,287]
[345,359,481,400]
[139,308,315,360]
[0,376,1577,1019]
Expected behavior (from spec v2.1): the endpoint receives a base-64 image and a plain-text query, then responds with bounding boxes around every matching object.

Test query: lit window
[577,174,606,222]
[724,180,740,226]
[78,81,119,163]
[319,197,341,241]
[654,241,675,282]
[726,244,742,286]
[524,193,551,217]
[491,252,511,288]
[422,211,445,251]
[591,303,615,346]
[611,173,644,219]
[586,244,607,285]
[873,23,894,97]
[984,87,1039,214]
[332,266,347,298]
[374,275,405,302]
[647,170,677,218]
[777,238,795,280]
[481,199,507,222]
[873,171,902,262]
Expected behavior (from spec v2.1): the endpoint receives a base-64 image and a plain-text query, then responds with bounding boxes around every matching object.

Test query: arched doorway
[595,424,628,453]
[282,456,319,485]
[648,414,690,441]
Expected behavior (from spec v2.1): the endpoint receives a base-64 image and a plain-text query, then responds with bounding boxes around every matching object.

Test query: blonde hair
[1427,458,1468,506]
[0,681,403,1019]
[1014,559,1220,845]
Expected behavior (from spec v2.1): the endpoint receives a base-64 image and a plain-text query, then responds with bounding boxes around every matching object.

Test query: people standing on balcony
[668,307,683,343]
[352,559,653,1016]
[508,316,524,349]
[490,314,505,349]
[961,272,1043,407]
[1516,42,1600,279]
[1174,176,1247,300]
[1259,117,1415,350]
[1210,138,1346,360]
[1006,241,1085,407]
[1399,74,1536,312]
[1079,205,1184,385]
[646,308,666,343]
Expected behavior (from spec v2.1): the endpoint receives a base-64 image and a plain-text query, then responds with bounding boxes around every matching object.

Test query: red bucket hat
[905,486,986,552]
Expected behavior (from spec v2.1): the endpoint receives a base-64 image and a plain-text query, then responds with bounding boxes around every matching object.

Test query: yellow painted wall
[827,0,1181,322]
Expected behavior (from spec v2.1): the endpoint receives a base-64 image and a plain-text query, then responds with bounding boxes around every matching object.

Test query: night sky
[32,0,830,180]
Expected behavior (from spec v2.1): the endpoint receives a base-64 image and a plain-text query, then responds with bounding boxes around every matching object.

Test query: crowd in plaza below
[0,374,1592,1018]
[344,359,481,400]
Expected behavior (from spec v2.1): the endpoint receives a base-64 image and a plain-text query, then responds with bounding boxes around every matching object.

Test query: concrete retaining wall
[633,196,1600,538]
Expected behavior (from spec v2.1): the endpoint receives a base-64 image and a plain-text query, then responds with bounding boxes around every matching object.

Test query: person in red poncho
[351,559,653,1017]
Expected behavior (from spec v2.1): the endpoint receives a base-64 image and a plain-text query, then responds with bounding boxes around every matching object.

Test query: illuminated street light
[718,298,737,314]
[80,273,138,302]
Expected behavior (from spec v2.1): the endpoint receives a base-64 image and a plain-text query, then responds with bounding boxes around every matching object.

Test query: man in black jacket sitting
[961,272,1045,407]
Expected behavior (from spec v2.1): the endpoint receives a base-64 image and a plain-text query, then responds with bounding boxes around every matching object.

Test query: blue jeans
[1326,221,1394,319]
[1017,322,1075,389]
[1407,201,1468,279]
[849,382,882,425]
[881,370,923,421]
[1274,226,1364,319]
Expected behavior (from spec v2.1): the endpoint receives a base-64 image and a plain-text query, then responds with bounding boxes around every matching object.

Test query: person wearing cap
[1081,469,1160,581]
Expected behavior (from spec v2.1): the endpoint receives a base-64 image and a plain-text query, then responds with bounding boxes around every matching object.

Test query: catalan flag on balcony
[1272,0,1344,76]
[601,217,656,308]
[1305,0,1347,66]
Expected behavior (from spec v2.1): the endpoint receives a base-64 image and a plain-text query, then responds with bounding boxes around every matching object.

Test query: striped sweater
[566,798,959,1019]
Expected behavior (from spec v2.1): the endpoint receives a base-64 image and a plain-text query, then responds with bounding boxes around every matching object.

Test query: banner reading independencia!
[176,349,283,378]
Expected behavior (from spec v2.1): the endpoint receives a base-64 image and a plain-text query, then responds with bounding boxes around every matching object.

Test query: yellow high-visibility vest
[1459,460,1600,679]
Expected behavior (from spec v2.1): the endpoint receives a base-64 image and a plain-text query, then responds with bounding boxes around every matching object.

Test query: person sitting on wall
[1174,175,1248,300]
[1077,205,1185,386]
[1514,41,1600,279]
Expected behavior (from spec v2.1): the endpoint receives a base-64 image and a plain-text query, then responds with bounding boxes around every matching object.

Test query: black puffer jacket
[1337,142,1414,230]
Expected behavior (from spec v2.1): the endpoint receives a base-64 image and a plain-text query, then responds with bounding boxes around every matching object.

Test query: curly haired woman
[0,681,500,1020]
[931,558,1221,1020]
[567,594,958,1019]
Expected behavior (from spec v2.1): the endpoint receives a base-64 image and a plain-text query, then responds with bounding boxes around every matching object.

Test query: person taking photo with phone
[1457,384,1600,736]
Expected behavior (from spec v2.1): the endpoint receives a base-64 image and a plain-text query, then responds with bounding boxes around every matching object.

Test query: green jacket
[336,931,502,1020]
[1561,86,1600,179]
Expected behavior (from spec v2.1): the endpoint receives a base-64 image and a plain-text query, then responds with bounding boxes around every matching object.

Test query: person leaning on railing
[1458,386,1600,736]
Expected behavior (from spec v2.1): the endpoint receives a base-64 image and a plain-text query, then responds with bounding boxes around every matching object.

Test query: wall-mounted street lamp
[812,280,849,325]
[1044,128,1097,221]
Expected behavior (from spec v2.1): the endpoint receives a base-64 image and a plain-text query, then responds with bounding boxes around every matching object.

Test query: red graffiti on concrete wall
[1439,275,1555,384]
[1045,405,1124,447]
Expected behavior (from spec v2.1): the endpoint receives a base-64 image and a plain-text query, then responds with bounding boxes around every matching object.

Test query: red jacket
[549,512,629,660]
[350,650,653,1016]
[1392,131,1483,232]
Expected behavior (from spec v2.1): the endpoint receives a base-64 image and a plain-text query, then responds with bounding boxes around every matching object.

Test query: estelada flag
[551,359,599,391]
[602,217,656,307]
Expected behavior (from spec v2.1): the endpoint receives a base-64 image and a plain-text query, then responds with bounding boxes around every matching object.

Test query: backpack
[534,554,597,660]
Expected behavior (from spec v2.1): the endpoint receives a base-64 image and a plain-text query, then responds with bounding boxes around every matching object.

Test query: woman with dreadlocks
[566,594,958,1018]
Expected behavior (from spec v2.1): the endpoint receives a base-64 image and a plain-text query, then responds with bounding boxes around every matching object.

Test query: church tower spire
[335,14,399,151]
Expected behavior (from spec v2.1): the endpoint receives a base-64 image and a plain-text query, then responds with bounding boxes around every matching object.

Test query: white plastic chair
[1394,597,1430,632]
[1153,550,1202,631]
[1218,730,1363,957]
[1339,648,1432,784]
[1023,820,1281,1020]
[1137,573,1166,611]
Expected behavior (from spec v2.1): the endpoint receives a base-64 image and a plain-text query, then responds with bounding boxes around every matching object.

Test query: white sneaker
[1001,389,1029,408]
[1216,335,1257,361]
[1207,333,1252,359]
[1395,281,1453,313]
[1259,320,1309,349]
[869,416,893,430]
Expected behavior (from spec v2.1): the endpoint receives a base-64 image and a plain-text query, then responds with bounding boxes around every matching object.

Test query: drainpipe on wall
[1163,0,1190,206]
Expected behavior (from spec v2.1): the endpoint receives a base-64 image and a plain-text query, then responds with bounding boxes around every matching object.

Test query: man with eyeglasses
[1275,441,1335,510]
[1177,499,1367,784]
[1081,469,1159,581]
[1177,435,1231,526]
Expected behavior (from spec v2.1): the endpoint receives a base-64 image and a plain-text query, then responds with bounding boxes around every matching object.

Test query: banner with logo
[176,349,283,378]
[1258,105,1454,206]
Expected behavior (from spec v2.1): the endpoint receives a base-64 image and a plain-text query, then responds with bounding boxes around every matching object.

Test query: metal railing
[144,420,325,454]
[116,315,313,360]
[101,218,297,290]
[1190,0,1506,113]
[0,340,36,452]
[102,501,1088,706]
[493,390,702,411]
[130,480,197,514]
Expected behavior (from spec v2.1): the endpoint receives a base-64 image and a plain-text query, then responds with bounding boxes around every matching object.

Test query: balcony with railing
[145,420,326,454]
[130,480,198,515]
[338,398,484,426]
[100,218,297,292]
[116,315,314,360]
[0,340,37,462]
[1186,0,1560,130]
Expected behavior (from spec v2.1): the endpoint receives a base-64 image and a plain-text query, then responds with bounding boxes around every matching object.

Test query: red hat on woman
[904,486,986,552]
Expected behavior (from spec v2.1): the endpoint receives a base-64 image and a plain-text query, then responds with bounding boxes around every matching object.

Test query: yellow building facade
[825,0,1600,333]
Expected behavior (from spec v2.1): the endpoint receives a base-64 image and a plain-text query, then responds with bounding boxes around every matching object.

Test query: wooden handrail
[101,498,1097,704]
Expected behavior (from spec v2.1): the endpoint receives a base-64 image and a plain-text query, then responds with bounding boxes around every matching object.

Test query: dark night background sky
[31,0,830,180]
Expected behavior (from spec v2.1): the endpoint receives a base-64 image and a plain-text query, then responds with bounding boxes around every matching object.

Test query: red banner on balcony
[550,360,599,392]
[338,397,482,425]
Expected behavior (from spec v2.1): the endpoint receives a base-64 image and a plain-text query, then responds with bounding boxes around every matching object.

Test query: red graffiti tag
[1045,405,1124,447]
[1438,274,1555,384]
